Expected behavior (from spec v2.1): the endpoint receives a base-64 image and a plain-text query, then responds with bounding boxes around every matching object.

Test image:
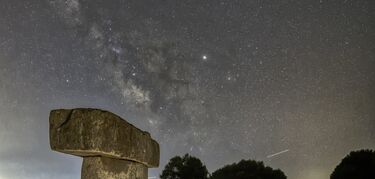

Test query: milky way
[0,0,374,178]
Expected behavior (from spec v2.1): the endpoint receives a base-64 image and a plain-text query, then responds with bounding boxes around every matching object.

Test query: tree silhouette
[210,159,286,179]
[160,154,209,179]
[331,149,375,179]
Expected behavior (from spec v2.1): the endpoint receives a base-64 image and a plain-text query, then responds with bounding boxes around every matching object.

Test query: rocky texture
[49,108,160,179]
[81,157,147,179]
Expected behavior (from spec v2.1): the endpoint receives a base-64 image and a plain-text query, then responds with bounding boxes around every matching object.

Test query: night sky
[0,0,374,178]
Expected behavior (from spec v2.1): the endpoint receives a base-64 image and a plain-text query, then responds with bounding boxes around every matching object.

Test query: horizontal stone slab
[49,108,159,167]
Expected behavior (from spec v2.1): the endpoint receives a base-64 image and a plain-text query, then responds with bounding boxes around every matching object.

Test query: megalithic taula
[49,108,160,179]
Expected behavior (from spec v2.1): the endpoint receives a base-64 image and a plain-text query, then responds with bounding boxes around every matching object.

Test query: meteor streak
[267,149,290,158]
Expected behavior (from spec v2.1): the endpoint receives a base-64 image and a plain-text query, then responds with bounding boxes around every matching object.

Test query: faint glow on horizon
[299,168,328,179]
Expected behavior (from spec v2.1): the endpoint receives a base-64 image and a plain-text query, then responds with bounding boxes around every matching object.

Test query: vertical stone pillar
[81,157,148,179]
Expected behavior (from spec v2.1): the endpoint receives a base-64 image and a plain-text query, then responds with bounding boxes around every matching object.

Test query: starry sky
[0,0,374,178]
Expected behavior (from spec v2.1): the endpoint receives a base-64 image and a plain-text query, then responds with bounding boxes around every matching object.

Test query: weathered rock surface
[49,108,159,167]
[81,157,147,179]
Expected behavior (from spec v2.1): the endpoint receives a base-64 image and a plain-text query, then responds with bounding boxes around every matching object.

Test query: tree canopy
[331,149,375,179]
[211,160,286,179]
[210,159,286,179]
[160,154,209,179]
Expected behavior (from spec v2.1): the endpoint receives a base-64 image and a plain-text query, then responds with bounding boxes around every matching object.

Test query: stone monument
[49,108,160,179]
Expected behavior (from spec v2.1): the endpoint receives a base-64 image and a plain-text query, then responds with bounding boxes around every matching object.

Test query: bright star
[202,55,207,60]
